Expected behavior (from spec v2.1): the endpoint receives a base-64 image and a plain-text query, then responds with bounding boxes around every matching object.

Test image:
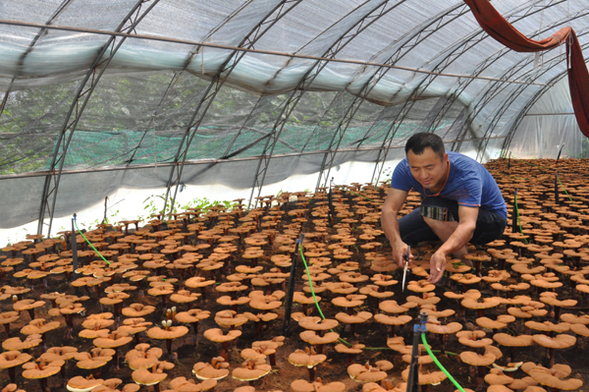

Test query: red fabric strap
[464,0,589,138]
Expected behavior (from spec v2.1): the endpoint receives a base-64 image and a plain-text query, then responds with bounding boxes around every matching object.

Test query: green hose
[299,235,465,389]
[557,176,575,204]
[73,219,112,266]
[421,333,465,392]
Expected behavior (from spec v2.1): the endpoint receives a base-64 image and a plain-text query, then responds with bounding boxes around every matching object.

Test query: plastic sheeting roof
[0,0,587,234]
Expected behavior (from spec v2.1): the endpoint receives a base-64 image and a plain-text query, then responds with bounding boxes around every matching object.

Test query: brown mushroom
[288,347,327,381]
[203,328,242,361]
[0,351,33,384]
[132,361,174,392]
[146,320,189,356]
[22,357,64,392]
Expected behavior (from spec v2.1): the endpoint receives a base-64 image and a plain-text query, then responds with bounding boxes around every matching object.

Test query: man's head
[405,133,449,192]
[405,132,445,160]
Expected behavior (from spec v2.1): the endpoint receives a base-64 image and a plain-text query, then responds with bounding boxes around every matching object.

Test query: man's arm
[380,188,410,267]
[429,205,478,283]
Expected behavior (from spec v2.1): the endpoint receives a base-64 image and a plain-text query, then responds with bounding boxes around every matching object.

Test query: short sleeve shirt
[390,152,507,219]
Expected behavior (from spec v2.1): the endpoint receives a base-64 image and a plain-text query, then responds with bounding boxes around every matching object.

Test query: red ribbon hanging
[464,0,589,138]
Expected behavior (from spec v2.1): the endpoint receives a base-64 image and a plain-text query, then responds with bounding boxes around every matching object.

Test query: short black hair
[405,132,445,161]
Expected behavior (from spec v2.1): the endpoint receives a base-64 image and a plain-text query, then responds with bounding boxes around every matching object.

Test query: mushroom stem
[39,377,50,392]
[191,322,200,345]
[269,352,276,367]
[220,341,229,361]
[112,348,120,371]
[8,367,16,383]
[438,334,446,355]
[546,347,555,368]
[476,365,485,391]
[307,365,315,381]
[315,344,323,355]
[27,308,35,320]
[114,303,122,324]
[474,260,482,276]
[166,338,173,355]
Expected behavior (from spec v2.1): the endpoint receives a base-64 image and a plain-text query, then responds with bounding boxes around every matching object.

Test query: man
[380,132,507,284]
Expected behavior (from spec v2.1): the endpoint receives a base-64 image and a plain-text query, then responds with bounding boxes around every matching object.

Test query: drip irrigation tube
[421,332,465,392]
[73,218,111,266]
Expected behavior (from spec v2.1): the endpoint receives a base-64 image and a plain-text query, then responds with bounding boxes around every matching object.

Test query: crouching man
[380,132,507,284]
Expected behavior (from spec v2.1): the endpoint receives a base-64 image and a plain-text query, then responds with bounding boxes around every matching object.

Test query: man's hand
[429,250,447,284]
[392,242,413,268]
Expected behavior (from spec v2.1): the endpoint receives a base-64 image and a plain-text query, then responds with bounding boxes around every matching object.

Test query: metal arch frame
[217,0,394,187]
[423,0,569,145]
[315,3,472,189]
[366,0,562,186]
[0,1,75,172]
[501,73,568,154]
[451,11,588,153]
[246,0,403,207]
[0,0,75,120]
[475,36,589,159]
[124,0,258,166]
[472,23,589,159]
[451,6,588,154]
[37,0,161,237]
[478,31,589,159]
[313,3,470,190]
[307,3,466,188]
[161,0,303,216]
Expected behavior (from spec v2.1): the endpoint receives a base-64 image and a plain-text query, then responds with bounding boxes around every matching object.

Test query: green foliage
[140,193,239,221]
[581,138,589,158]
[381,166,392,185]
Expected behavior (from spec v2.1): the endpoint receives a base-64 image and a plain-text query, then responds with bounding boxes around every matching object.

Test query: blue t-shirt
[390,152,507,219]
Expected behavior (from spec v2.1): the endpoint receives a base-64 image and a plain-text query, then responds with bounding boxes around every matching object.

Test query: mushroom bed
[2,157,589,392]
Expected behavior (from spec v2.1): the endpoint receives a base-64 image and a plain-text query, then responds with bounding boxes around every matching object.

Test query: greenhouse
[1,1,589,391]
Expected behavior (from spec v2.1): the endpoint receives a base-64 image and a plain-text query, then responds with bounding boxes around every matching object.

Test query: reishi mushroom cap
[532,334,576,349]
[291,379,346,392]
[0,351,33,369]
[460,351,497,367]
[348,362,388,383]
[299,330,340,345]
[203,328,242,343]
[66,376,105,392]
[288,349,327,368]
[22,358,64,379]
[493,333,534,347]
[231,359,272,381]
[192,359,230,381]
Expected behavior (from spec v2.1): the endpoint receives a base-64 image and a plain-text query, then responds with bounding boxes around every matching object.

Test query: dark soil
[2,157,589,392]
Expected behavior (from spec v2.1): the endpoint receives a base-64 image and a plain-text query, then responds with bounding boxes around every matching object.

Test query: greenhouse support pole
[555,172,559,205]
[556,144,565,161]
[512,189,518,233]
[283,234,303,337]
[328,178,334,224]
[71,214,79,295]
[407,312,429,392]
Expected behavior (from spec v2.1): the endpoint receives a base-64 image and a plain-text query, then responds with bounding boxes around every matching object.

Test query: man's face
[406,147,448,191]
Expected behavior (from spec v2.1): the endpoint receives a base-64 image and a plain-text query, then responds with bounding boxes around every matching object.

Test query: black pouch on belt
[419,204,456,222]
